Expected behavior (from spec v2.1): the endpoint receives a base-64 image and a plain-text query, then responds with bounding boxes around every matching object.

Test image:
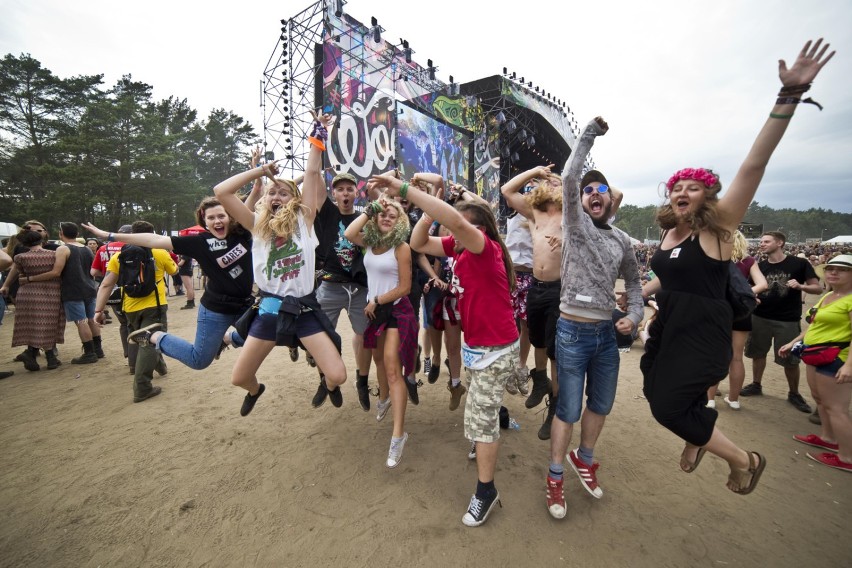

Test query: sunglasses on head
[582,184,609,194]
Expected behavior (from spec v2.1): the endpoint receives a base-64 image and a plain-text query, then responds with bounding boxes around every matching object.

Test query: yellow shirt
[803,293,852,362]
[106,248,178,312]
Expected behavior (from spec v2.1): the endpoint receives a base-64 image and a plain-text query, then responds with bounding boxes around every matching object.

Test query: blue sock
[548,463,564,481]
[578,446,594,466]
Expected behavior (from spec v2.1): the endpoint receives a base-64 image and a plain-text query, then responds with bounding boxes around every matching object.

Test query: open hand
[81,222,108,239]
[779,38,835,87]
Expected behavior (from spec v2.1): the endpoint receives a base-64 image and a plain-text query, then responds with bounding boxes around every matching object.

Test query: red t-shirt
[442,235,519,347]
[92,241,126,274]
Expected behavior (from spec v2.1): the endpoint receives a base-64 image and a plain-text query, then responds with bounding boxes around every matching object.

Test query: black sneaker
[406,377,420,405]
[134,386,163,403]
[214,341,229,360]
[428,364,440,384]
[538,394,557,441]
[240,384,265,416]
[71,352,98,365]
[328,380,343,408]
[356,375,370,411]
[128,323,163,347]
[525,370,551,409]
[289,347,299,362]
[306,352,317,368]
[739,383,763,397]
[462,490,502,527]
[311,375,329,408]
[788,392,812,413]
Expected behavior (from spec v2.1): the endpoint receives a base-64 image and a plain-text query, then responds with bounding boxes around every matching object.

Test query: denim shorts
[248,310,324,342]
[815,357,844,377]
[64,298,96,322]
[555,317,620,424]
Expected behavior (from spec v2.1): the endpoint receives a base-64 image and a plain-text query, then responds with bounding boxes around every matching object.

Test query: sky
[2,0,851,212]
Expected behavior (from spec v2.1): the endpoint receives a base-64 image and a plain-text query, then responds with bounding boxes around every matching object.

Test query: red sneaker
[569,449,603,498]
[807,452,852,473]
[546,476,566,519]
[794,434,838,452]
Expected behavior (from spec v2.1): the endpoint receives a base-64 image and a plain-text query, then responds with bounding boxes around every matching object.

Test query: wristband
[769,113,794,119]
[107,232,115,242]
[307,136,326,151]
[374,295,380,305]
[400,182,409,199]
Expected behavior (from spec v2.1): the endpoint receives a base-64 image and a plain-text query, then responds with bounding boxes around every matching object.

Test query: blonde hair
[253,179,307,242]
[731,231,748,262]
[526,184,562,211]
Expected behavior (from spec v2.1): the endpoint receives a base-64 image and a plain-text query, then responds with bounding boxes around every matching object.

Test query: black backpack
[117,245,159,299]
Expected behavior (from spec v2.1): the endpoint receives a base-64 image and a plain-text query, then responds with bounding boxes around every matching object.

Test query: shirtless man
[502,165,623,440]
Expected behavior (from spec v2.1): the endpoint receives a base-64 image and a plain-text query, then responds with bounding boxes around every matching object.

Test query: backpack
[726,262,757,321]
[117,245,159,299]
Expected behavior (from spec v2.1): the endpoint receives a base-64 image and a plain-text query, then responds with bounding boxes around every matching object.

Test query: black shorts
[526,280,560,360]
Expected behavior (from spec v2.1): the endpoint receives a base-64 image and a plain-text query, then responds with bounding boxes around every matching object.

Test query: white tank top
[365,246,400,304]
[251,212,318,298]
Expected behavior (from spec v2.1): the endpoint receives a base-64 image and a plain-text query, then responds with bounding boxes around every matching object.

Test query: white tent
[823,236,852,244]
[0,222,20,240]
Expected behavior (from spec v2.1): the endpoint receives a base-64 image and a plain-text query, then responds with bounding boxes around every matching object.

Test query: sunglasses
[805,306,818,324]
[582,184,609,194]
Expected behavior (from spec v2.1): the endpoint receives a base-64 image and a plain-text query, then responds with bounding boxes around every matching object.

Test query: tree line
[0,53,258,234]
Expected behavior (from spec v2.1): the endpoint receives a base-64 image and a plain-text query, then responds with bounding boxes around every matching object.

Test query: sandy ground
[0,293,850,568]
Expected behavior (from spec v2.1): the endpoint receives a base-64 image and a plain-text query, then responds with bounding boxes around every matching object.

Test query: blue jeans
[554,317,620,424]
[158,304,244,370]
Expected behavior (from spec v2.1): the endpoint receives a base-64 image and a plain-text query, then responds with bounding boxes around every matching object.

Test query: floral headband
[666,168,718,190]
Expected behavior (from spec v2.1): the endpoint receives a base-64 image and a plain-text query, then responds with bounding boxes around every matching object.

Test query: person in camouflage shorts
[464,342,520,442]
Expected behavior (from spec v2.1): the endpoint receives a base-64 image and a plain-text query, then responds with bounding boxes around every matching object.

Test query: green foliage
[0,54,260,234]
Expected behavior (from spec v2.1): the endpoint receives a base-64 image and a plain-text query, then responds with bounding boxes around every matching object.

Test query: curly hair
[253,179,308,242]
[362,200,410,249]
[731,230,748,262]
[526,184,562,212]
[656,168,731,242]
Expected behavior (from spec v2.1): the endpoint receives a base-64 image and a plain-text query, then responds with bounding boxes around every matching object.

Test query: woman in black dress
[640,39,834,494]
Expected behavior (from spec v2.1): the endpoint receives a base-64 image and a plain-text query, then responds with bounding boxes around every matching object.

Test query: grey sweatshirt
[559,120,644,327]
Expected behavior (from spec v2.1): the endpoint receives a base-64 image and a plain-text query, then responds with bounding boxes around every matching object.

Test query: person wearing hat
[780,253,852,473]
[311,170,374,411]
[540,117,641,519]
[741,230,821,415]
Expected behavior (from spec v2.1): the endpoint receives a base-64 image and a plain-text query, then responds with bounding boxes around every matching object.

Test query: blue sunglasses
[582,184,609,194]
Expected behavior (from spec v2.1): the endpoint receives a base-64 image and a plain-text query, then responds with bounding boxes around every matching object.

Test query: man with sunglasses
[742,231,821,414]
[544,117,641,519]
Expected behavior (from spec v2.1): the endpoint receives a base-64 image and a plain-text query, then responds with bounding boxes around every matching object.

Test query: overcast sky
[2,0,850,211]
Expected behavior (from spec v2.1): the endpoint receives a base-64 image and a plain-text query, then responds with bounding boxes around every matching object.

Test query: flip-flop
[681,446,707,473]
[728,451,767,495]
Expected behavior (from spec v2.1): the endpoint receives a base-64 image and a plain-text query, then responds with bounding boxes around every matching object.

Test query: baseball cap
[580,170,610,189]
[332,172,357,188]
[117,224,132,234]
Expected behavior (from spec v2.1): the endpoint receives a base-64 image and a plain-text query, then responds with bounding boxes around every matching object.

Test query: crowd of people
[2,38,847,527]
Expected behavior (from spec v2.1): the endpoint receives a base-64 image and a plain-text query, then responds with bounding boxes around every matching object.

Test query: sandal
[727,451,766,495]
[681,446,707,473]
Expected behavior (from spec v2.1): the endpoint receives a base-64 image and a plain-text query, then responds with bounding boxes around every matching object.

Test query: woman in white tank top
[345,197,418,469]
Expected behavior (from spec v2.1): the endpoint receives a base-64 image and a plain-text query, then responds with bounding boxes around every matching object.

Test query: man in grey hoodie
[545,117,643,519]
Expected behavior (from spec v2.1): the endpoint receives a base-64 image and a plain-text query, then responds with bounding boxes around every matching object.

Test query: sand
[0,295,849,568]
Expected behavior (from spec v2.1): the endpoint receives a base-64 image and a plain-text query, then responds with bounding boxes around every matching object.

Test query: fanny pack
[795,341,848,366]
[462,340,519,370]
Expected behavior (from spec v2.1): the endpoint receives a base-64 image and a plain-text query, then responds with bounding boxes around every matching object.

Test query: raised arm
[213,165,276,231]
[410,214,446,257]
[718,38,835,229]
[562,117,608,227]
[82,222,173,250]
[303,112,335,221]
[371,172,485,254]
[501,166,552,219]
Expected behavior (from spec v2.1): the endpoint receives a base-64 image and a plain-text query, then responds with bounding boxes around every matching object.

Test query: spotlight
[371,17,381,43]
[427,59,435,80]
[335,0,344,17]
[511,72,516,79]
[519,77,524,83]
[502,67,507,75]
[280,19,286,25]
[402,39,411,62]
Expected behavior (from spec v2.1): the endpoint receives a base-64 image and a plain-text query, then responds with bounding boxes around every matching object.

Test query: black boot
[525,369,551,409]
[92,335,105,359]
[356,373,370,412]
[19,347,40,371]
[72,341,98,364]
[180,300,196,310]
[538,394,557,440]
[46,348,62,370]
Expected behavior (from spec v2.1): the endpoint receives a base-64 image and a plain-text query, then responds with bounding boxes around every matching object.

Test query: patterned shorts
[464,341,519,443]
[511,272,534,321]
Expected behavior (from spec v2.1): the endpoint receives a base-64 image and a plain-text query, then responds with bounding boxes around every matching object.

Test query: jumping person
[640,38,834,495]
[212,112,346,416]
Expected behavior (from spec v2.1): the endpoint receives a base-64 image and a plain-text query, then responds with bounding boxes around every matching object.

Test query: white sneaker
[386,432,408,468]
[376,397,391,421]
[724,396,741,410]
[706,399,716,409]
[467,441,477,460]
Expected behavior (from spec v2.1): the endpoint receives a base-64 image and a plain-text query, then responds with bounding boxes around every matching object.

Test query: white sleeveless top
[251,212,318,298]
[364,246,400,304]
[505,214,533,269]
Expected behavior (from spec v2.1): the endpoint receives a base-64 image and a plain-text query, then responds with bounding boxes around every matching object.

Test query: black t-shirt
[171,230,253,314]
[60,245,97,302]
[753,255,817,322]
[314,199,367,286]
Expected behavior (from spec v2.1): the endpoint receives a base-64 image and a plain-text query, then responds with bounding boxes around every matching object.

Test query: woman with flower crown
[639,39,834,494]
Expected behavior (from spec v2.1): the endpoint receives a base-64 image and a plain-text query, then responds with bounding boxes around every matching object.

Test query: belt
[532,278,560,289]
